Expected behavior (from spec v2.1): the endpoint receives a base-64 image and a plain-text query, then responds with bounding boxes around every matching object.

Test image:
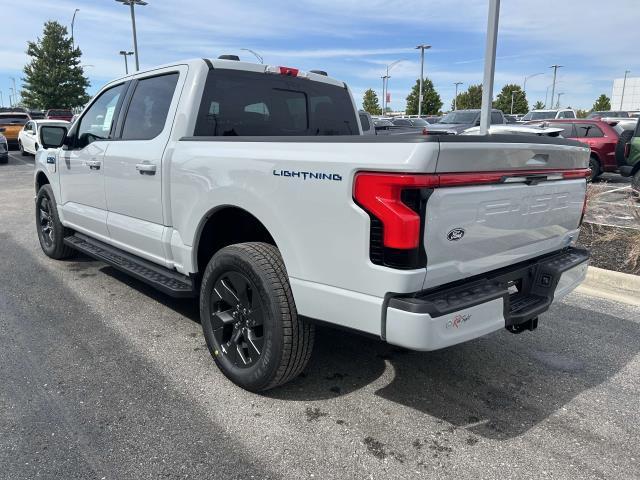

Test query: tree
[533,100,545,110]
[452,84,483,110]
[21,21,90,110]
[576,109,589,119]
[362,89,381,115]
[405,78,442,115]
[492,84,528,114]
[592,94,611,112]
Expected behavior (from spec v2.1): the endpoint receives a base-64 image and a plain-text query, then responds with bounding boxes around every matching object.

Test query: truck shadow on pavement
[269,304,640,440]
[99,262,640,441]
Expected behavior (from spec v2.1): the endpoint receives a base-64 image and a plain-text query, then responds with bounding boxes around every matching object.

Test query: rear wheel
[615,130,634,167]
[588,155,601,182]
[19,141,28,156]
[36,184,75,259]
[200,242,314,392]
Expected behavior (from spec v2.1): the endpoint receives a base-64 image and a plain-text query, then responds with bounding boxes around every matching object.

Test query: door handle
[86,160,101,170]
[136,163,157,175]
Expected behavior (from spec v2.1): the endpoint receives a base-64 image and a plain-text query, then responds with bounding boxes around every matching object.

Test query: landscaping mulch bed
[577,222,640,276]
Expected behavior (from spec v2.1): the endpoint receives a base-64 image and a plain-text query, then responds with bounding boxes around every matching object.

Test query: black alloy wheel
[209,271,265,368]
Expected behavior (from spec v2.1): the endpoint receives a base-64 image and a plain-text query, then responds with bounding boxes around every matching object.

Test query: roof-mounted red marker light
[265,65,308,78]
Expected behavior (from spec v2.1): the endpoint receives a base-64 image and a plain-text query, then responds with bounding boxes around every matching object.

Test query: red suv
[45,109,74,122]
[526,119,619,180]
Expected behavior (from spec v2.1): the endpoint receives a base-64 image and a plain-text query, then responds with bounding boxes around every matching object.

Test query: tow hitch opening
[506,317,538,334]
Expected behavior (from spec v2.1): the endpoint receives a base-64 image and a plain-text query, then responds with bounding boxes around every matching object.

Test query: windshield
[47,110,72,116]
[410,118,429,126]
[439,111,478,124]
[522,111,556,121]
[0,114,29,125]
[374,120,394,127]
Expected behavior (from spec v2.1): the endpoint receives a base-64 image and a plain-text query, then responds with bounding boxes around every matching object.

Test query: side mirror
[40,126,68,149]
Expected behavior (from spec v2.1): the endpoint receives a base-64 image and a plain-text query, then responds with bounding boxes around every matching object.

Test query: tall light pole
[9,87,15,107]
[556,92,564,109]
[453,82,463,110]
[549,64,563,111]
[383,60,403,114]
[71,8,80,48]
[380,76,387,115]
[119,51,134,74]
[523,72,543,94]
[10,78,18,106]
[510,91,516,114]
[0,90,3,108]
[116,0,147,72]
[415,44,431,117]
[620,69,631,110]
[241,48,263,64]
[479,0,500,135]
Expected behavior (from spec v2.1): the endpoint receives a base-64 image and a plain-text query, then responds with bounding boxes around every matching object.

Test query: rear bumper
[385,248,589,351]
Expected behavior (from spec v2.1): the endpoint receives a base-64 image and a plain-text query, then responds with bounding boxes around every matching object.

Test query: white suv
[521,109,576,122]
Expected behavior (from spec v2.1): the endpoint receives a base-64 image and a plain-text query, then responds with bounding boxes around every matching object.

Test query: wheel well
[35,171,50,193]
[196,207,276,274]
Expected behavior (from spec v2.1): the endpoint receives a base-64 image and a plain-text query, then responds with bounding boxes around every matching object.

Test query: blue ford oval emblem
[447,228,465,241]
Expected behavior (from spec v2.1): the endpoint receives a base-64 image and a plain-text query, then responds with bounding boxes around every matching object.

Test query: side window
[121,73,179,141]
[564,111,575,119]
[576,124,604,138]
[553,123,576,138]
[490,112,504,124]
[394,119,410,126]
[359,113,370,131]
[76,84,125,149]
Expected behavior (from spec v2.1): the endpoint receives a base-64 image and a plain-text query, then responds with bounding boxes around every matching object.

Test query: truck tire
[36,184,75,259]
[615,130,634,168]
[200,242,314,392]
[588,155,601,182]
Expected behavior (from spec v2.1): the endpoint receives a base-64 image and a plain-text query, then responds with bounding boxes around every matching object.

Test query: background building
[611,76,640,111]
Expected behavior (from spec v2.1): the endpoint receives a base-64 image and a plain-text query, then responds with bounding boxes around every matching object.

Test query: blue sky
[1,0,639,112]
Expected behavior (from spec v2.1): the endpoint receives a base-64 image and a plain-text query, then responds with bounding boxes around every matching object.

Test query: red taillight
[624,142,631,159]
[354,173,437,249]
[279,66,299,76]
[422,127,429,135]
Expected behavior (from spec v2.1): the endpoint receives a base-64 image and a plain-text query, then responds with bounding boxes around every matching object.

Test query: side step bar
[64,234,197,298]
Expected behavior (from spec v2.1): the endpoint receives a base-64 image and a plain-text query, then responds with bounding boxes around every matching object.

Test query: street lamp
[71,8,80,48]
[549,64,563,111]
[556,92,565,109]
[620,70,631,110]
[453,82,463,110]
[0,90,3,108]
[116,0,147,72]
[415,44,431,116]
[119,51,134,74]
[383,60,403,114]
[523,72,543,94]
[241,48,263,64]
[9,87,15,107]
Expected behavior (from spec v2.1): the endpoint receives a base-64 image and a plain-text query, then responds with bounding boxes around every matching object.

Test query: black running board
[64,234,197,298]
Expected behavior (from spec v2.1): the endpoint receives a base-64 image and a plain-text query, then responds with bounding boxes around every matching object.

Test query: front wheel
[200,242,314,392]
[588,155,601,182]
[36,184,75,259]
[19,141,28,156]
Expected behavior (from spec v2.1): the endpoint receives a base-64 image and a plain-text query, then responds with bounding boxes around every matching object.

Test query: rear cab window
[194,69,358,136]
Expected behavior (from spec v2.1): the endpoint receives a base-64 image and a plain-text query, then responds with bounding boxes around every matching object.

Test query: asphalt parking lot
[1,150,640,479]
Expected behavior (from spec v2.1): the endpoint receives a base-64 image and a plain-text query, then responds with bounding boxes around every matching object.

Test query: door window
[121,73,179,140]
[76,84,126,149]
[551,123,576,138]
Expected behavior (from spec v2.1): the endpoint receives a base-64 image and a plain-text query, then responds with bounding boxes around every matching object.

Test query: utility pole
[116,0,147,71]
[9,87,15,107]
[0,90,3,108]
[10,78,17,106]
[453,82,463,110]
[549,64,563,111]
[71,8,80,48]
[381,76,388,115]
[383,60,403,115]
[510,91,515,114]
[479,0,500,135]
[620,70,631,110]
[415,45,431,116]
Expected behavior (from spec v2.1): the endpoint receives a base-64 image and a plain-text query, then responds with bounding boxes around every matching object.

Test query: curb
[575,266,640,306]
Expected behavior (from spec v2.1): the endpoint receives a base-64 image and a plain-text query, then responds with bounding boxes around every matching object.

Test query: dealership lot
[1,158,640,479]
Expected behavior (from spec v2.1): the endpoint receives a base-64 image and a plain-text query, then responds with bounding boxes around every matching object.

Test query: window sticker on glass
[103,106,116,131]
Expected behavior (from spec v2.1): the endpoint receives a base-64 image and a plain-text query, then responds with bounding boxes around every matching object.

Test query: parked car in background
[461,124,564,136]
[504,114,519,124]
[424,109,506,135]
[0,112,31,147]
[422,115,442,124]
[373,118,425,135]
[28,110,46,120]
[520,109,576,122]
[358,110,375,135]
[392,117,429,131]
[18,119,70,155]
[0,130,8,164]
[621,119,640,191]
[605,118,639,168]
[45,109,74,121]
[586,111,629,120]
[526,119,620,180]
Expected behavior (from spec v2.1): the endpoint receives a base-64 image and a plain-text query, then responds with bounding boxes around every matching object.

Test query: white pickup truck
[35,57,591,392]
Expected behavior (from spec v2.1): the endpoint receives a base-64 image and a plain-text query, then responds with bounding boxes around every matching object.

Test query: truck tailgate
[422,137,589,289]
